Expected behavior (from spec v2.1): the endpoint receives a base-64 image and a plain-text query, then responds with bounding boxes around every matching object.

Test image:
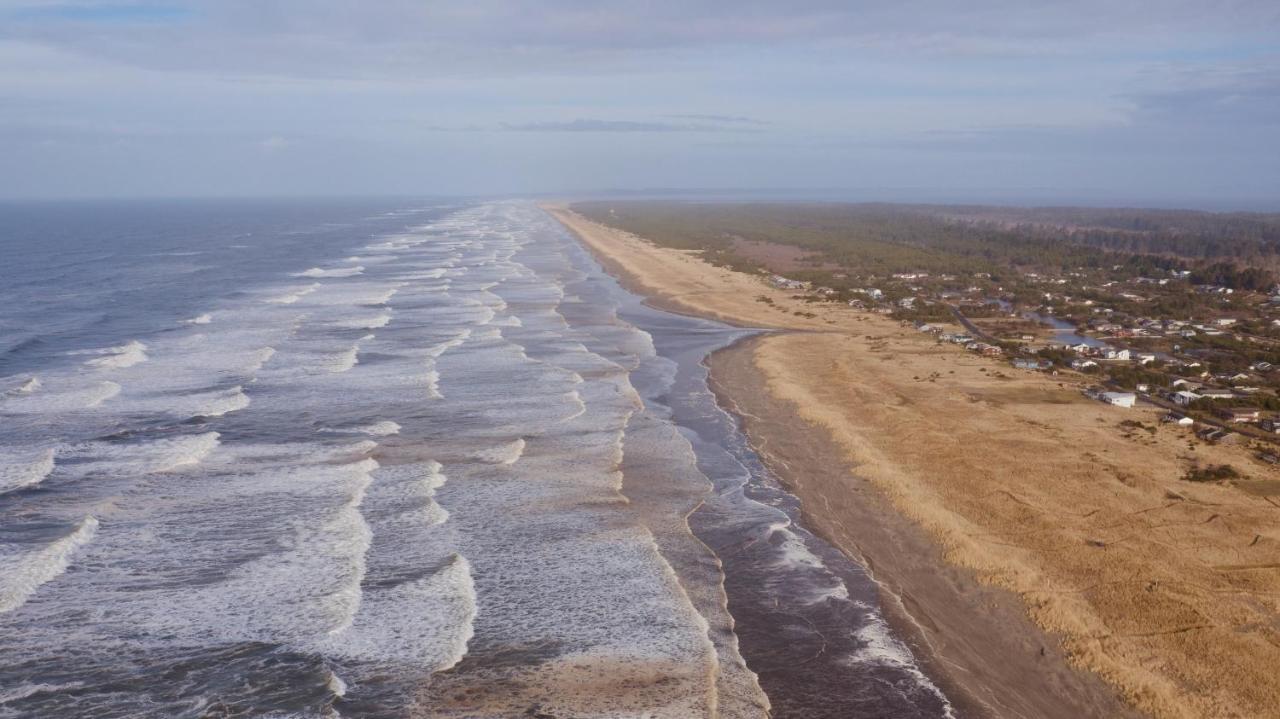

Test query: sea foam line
[77,340,149,370]
[0,516,98,614]
[0,448,56,495]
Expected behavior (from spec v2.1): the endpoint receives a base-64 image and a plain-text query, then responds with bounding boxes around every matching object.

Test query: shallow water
[0,199,953,717]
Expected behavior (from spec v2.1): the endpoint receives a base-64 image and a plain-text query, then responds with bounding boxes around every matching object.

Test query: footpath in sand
[546,204,1280,719]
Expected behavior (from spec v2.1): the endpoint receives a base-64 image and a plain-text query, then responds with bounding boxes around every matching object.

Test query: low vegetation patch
[1183,464,1241,482]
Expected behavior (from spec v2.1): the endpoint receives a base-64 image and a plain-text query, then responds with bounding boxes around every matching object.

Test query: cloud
[500,118,759,133]
[666,114,768,125]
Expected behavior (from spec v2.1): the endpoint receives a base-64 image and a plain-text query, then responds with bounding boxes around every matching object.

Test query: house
[1069,343,1093,354]
[1214,318,1238,326]
[1070,359,1098,371]
[1136,353,1157,365]
[1196,427,1240,444]
[1101,392,1137,408]
[1172,390,1202,406]
[1199,387,1236,400]
[1103,348,1131,361]
[1217,407,1261,423]
[1013,358,1051,371]
[1163,412,1195,426]
[1260,417,1280,434]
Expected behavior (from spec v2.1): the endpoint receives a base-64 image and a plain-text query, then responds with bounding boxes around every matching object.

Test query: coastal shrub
[1183,464,1240,482]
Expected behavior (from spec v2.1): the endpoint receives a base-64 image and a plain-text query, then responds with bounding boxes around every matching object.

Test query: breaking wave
[79,340,149,369]
[0,448,56,495]
[0,516,98,614]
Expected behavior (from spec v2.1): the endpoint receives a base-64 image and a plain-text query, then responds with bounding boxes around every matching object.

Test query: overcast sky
[2,1,1278,206]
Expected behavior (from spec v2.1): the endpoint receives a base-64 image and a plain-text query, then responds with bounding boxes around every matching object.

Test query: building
[1164,412,1195,426]
[1217,407,1261,423]
[1103,348,1131,361]
[1101,392,1137,408]
[1172,390,1202,406]
[1070,359,1098,371]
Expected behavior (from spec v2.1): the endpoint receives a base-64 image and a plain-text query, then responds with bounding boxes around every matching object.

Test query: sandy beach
[546,203,1280,719]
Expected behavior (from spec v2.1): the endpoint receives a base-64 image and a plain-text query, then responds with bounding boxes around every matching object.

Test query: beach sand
[545,203,1280,719]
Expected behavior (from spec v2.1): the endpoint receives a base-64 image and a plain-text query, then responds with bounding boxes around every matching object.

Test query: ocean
[0,199,954,718]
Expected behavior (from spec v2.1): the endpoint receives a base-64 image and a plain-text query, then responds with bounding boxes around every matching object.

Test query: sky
[2,0,1279,207]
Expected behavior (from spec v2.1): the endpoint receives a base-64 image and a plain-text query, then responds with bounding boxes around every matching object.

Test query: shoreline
[544,201,1280,719]
[552,202,1133,716]
[705,336,1133,718]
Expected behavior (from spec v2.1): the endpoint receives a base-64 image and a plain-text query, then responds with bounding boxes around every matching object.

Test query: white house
[1070,359,1098,370]
[1103,348,1131,361]
[1136,353,1157,365]
[1101,392,1137,408]
[1172,390,1202,406]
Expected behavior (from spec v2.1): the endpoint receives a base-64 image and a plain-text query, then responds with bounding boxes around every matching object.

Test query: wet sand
[545,203,1280,719]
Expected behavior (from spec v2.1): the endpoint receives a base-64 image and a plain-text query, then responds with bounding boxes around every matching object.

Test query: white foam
[0,516,98,614]
[421,368,442,399]
[472,438,525,465]
[0,682,84,705]
[766,521,851,603]
[295,266,364,278]
[425,330,471,358]
[78,340,149,369]
[326,669,348,697]
[0,448,56,495]
[185,313,213,325]
[360,286,403,306]
[333,311,392,330]
[183,386,250,417]
[142,432,222,473]
[247,347,277,373]
[321,421,401,437]
[85,380,121,408]
[267,282,321,304]
[310,554,476,670]
[6,376,41,395]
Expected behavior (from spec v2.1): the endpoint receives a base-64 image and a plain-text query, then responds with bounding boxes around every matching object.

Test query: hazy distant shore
[545,202,1280,719]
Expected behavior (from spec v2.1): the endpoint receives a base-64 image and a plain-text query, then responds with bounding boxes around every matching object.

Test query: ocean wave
[472,438,525,465]
[324,335,374,374]
[266,282,321,304]
[424,329,471,359]
[85,381,121,408]
[78,340,149,370]
[4,376,41,396]
[421,368,442,399]
[0,682,85,706]
[185,313,213,325]
[183,386,249,417]
[321,420,401,437]
[0,516,98,614]
[332,311,392,330]
[142,432,222,473]
[309,554,475,669]
[0,448,56,495]
[295,266,364,279]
